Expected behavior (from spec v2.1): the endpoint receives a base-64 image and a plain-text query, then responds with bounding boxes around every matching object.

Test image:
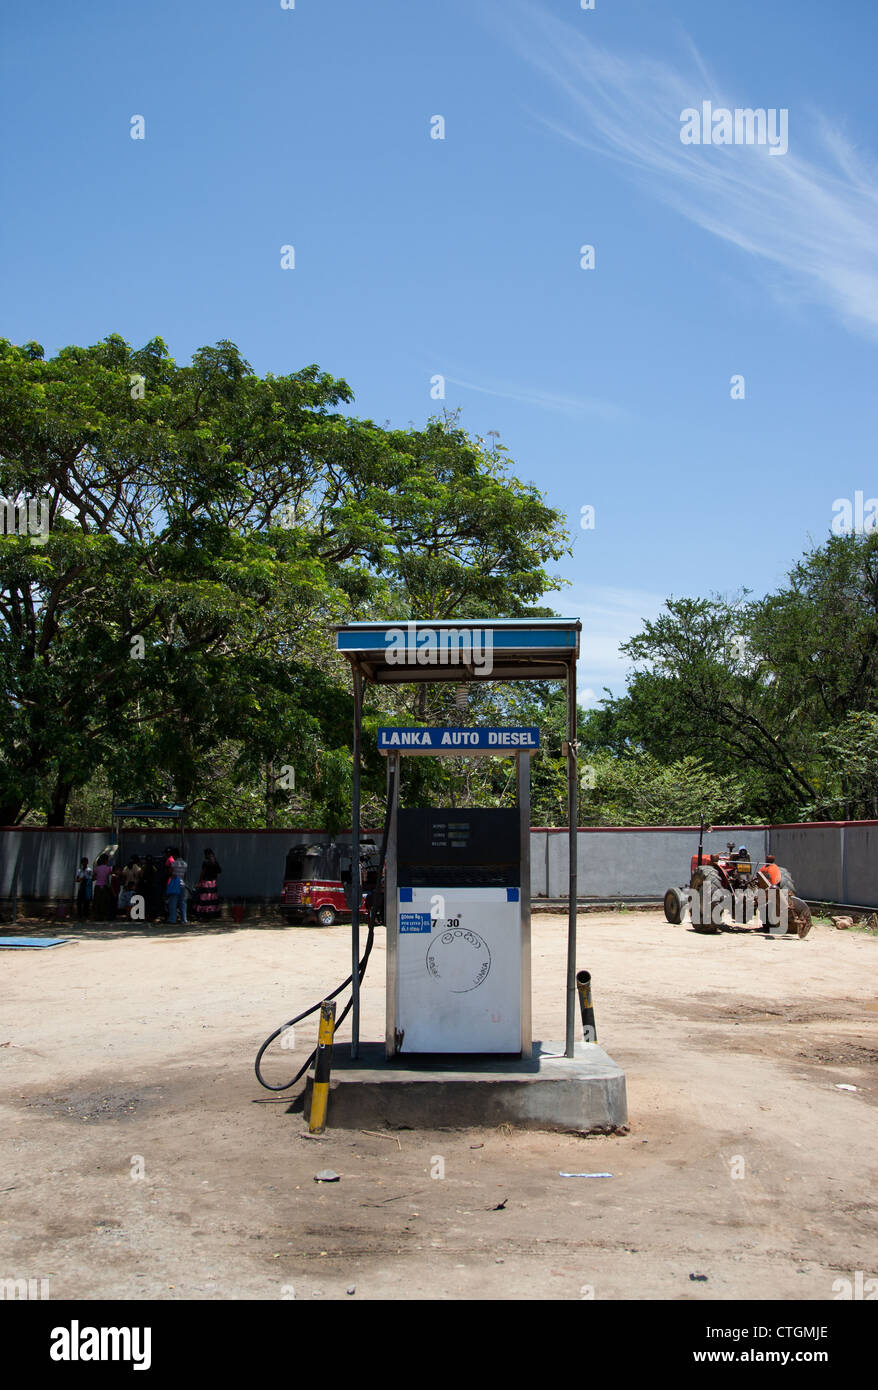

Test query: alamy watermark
[1,497,49,545]
[684,884,790,933]
[1,1275,50,1299]
[831,491,878,535]
[50,1322,151,1370]
[832,1271,877,1299]
[680,103,788,157]
[384,624,494,676]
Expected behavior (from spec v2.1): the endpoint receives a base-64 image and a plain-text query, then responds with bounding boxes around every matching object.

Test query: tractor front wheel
[664,887,686,924]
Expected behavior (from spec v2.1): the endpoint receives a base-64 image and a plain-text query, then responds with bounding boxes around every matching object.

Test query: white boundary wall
[3,821,875,906]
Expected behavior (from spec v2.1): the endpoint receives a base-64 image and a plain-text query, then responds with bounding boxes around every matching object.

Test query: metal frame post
[517,751,532,1059]
[384,752,400,1058]
[566,656,578,1057]
[351,668,363,1058]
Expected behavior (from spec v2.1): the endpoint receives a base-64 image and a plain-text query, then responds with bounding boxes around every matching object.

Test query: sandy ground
[1,910,877,1302]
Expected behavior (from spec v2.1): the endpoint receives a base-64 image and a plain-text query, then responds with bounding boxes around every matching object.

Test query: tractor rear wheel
[664,887,686,924]
[789,895,812,938]
[690,865,723,933]
[758,866,796,928]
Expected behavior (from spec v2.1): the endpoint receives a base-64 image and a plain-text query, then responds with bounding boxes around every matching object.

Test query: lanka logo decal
[426,920,491,992]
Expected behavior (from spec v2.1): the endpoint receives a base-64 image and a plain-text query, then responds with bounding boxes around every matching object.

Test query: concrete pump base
[301,1040,628,1133]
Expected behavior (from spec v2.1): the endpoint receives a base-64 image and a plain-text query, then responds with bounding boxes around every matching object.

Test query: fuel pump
[380,725,537,1058]
[257,617,586,1096]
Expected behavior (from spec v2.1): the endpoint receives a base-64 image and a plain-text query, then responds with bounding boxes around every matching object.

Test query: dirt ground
[1,910,877,1301]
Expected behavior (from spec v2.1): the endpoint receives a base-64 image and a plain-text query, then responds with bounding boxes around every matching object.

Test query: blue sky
[3,0,877,703]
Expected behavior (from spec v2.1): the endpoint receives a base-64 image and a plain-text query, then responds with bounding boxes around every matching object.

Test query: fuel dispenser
[255,619,583,1095]
[380,726,537,1058]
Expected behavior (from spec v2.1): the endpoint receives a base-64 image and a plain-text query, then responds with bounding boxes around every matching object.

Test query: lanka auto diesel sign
[377,727,540,750]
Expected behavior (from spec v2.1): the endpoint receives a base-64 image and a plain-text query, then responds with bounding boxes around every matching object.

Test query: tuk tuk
[281,840,380,926]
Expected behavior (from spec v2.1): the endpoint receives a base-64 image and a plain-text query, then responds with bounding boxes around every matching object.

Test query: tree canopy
[581,532,878,823]
[3,332,873,831]
[0,334,568,828]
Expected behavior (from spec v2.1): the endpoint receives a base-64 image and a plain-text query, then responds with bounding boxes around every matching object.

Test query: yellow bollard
[309,1001,336,1134]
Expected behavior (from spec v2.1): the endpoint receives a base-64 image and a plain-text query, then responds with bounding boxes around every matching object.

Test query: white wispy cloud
[444,374,624,421]
[503,3,878,337]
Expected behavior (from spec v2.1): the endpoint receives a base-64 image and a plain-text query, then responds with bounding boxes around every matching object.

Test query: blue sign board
[377,727,540,750]
[399,912,433,934]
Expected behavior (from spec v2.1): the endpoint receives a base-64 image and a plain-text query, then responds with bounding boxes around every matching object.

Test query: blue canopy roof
[335,618,580,684]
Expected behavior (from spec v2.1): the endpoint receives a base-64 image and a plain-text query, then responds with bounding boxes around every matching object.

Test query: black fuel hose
[254,766,394,1092]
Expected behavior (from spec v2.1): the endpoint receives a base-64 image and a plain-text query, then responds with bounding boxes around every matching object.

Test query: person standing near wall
[92,854,113,921]
[108,859,123,919]
[158,847,175,903]
[75,857,93,920]
[173,852,189,923]
[117,857,139,917]
[194,848,222,920]
[165,854,189,924]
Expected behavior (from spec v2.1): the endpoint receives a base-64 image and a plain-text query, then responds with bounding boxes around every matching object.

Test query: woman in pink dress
[92,855,114,920]
[194,849,222,920]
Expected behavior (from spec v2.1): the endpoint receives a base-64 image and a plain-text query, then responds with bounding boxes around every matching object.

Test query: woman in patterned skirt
[92,854,114,920]
[194,848,222,920]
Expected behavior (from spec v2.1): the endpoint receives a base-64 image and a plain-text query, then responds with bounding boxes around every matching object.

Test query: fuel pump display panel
[396,808,520,887]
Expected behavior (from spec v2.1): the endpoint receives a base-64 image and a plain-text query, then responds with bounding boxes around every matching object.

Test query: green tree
[579,751,746,826]
[582,533,878,823]
[808,711,878,820]
[0,334,361,823]
[0,335,569,827]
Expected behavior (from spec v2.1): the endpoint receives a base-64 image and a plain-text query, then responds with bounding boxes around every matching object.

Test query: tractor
[663,819,811,937]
